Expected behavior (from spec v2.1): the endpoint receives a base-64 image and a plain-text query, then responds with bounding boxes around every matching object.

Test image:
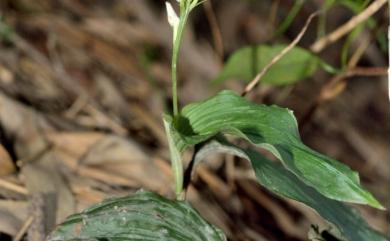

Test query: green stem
[169,6,191,199]
[171,42,179,116]
[171,10,190,117]
[167,0,202,200]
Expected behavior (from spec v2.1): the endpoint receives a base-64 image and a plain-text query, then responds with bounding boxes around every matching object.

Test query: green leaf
[191,140,389,241]
[170,90,383,209]
[247,150,389,241]
[46,191,227,241]
[212,44,320,86]
[164,115,184,199]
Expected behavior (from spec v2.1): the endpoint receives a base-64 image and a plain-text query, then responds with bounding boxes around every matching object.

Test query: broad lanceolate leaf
[192,140,390,241]
[247,150,390,241]
[170,90,383,209]
[46,191,227,241]
[212,44,320,86]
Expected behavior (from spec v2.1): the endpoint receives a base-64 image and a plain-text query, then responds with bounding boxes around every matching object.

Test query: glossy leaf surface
[47,191,226,241]
[170,90,383,209]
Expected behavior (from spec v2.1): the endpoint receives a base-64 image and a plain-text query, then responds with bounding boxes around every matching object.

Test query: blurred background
[0,0,389,240]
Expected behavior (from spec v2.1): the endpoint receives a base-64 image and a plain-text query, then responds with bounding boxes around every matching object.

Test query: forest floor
[0,1,389,240]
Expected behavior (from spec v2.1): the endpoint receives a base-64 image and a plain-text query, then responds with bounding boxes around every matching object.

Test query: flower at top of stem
[165,0,203,41]
[165,2,180,40]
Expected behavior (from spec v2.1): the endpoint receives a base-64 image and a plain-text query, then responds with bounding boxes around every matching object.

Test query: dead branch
[241,11,319,97]
[310,0,387,53]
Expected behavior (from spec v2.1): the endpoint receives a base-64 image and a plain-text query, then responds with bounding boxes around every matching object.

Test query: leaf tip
[369,198,386,210]
[362,191,386,210]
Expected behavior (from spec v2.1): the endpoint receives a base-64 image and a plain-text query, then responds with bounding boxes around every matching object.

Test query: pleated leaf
[46,191,227,241]
[191,140,389,241]
[169,90,383,209]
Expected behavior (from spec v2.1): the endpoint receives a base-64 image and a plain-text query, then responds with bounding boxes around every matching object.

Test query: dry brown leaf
[47,132,104,159]
[0,145,15,176]
[48,132,171,193]
[81,135,170,192]
[83,18,155,48]
[0,92,52,156]
[0,200,28,236]
[0,64,14,84]
[0,92,75,230]
[22,153,75,229]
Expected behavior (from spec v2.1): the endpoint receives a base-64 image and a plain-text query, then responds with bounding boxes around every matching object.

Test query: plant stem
[169,6,191,199]
[171,42,179,116]
[167,0,203,199]
[171,10,190,116]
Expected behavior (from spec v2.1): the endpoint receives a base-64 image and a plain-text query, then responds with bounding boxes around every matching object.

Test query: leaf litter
[0,1,388,240]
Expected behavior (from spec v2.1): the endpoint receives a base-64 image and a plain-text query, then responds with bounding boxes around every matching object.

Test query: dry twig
[310,0,387,53]
[0,178,28,195]
[300,32,376,129]
[241,12,319,97]
[12,215,34,241]
[345,67,387,77]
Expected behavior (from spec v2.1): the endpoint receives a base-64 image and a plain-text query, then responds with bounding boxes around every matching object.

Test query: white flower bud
[165,2,180,40]
[166,2,179,28]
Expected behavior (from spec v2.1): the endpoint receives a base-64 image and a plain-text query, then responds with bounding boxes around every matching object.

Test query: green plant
[47,1,389,241]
